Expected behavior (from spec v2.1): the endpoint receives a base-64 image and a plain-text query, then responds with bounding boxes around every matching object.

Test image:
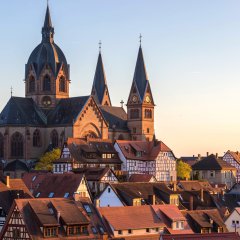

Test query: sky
[0,0,240,157]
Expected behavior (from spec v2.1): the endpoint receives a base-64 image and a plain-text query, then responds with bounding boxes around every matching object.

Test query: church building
[0,5,156,161]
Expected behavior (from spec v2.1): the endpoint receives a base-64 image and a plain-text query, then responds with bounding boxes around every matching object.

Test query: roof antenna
[139,33,142,47]
[10,86,13,97]
[99,40,102,53]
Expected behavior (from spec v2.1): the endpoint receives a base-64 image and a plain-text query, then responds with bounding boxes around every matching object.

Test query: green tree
[177,160,192,180]
[35,148,61,171]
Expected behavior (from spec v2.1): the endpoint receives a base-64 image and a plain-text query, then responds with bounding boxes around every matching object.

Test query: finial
[10,86,13,97]
[47,0,49,6]
[99,40,102,53]
[120,100,124,108]
[139,33,142,46]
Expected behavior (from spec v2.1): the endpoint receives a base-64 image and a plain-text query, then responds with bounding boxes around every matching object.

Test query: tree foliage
[177,160,192,180]
[35,148,61,171]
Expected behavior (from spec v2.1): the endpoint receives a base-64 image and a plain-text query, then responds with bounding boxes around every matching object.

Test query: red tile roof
[161,232,240,240]
[98,205,165,231]
[116,140,174,161]
[129,174,156,182]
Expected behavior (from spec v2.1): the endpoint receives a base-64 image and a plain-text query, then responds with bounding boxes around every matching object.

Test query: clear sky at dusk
[0,0,240,157]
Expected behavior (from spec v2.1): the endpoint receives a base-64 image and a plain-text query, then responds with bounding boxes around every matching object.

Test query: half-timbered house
[0,198,105,239]
[223,150,240,182]
[114,139,177,181]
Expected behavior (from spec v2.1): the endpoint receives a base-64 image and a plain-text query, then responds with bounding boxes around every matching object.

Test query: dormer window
[48,192,54,198]
[136,151,142,157]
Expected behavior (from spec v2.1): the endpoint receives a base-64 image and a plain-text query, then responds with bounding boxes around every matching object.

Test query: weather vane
[99,40,102,53]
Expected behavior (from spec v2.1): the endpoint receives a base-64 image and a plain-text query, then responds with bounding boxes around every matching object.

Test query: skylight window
[48,192,54,198]
[91,226,98,234]
[64,192,69,198]
[36,192,40,198]
[99,227,104,234]
[83,204,92,213]
[32,176,37,182]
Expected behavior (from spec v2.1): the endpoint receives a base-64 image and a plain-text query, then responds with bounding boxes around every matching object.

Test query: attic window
[36,192,40,198]
[48,208,54,214]
[64,192,69,198]
[48,192,54,198]
[32,176,37,181]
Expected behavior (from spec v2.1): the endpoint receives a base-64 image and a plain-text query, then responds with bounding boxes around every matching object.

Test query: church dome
[26,42,68,78]
[25,5,69,78]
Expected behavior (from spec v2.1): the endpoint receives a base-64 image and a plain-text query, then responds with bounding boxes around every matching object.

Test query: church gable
[127,81,142,106]
[73,96,109,139]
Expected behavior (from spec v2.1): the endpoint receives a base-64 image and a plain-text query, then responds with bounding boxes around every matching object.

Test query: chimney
[173,182,177,192]
[206,152,209,157]
[200,188,204,202]
[148,194,156,205]
[57,211,61,224]
[6,176,10,188]
[216,153,218,158]
[95,199,100,208]
[189,195,194,210]
[197,154,201,160]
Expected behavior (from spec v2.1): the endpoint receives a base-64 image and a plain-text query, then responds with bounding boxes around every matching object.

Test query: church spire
[91,50,111,106]
[42,5,54,43]
[133,45,149,101]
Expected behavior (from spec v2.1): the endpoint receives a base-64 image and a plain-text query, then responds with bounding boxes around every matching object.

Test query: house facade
[224,207,240,234]
[223,151,240,182]
[192,154,236,189]
[114,140,176,181]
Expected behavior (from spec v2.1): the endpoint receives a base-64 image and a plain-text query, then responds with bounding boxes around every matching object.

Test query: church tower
[127,45,155,141]
[25,5,70,110]
[91,49,111,106]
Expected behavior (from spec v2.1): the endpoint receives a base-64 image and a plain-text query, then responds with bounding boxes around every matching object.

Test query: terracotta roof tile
[98,205,165,230]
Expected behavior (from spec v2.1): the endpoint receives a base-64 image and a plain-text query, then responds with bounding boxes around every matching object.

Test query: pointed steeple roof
[133,46,148,100]
[91,52,111,105]
[44,5,53,28]
[42,5,54,43]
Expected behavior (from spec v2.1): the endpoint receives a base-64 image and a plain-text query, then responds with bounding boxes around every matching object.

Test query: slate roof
[0,97,47,126]
[91,53,111,105]
[47,96,90,125]
[26,5,69,79]
[133,46,148,100]
[4,159,29,172]
[99,106,128,130]
[192,154,236,170]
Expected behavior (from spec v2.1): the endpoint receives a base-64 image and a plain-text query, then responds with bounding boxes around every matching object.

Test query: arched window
[145,109,152,119]
[59,76,66,92]
[130,109,139,119]
[60,131,65,147]
[43,75,51,91]
[11,132,23,158]
[0,133,4,158]
[29,76,35,93]
[51,130,58,148]
[33,129,41,147]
